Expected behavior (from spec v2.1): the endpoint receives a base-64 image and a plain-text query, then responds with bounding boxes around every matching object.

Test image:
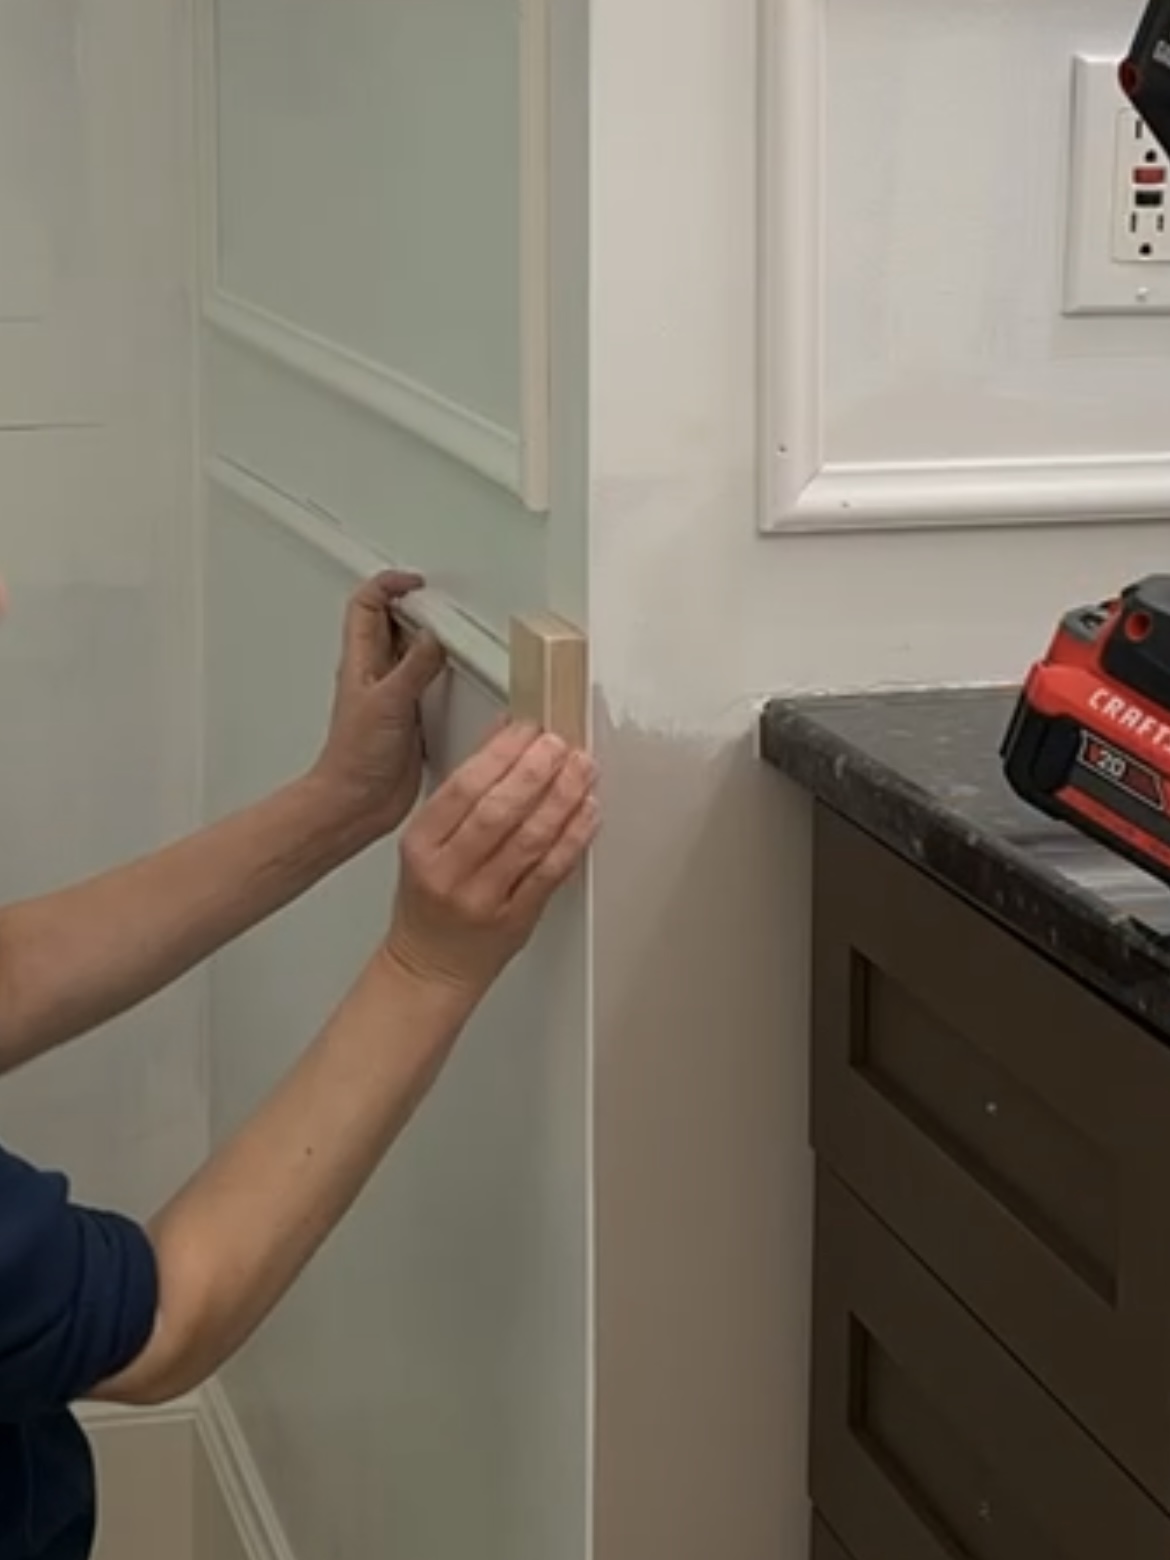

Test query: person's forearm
[0,773,379,1072]
[92,955,473,1406]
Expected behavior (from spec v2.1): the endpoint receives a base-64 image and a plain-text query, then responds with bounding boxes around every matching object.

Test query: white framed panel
[759,0,1170,534]
[204,329,545,642]
[197,0,550,509]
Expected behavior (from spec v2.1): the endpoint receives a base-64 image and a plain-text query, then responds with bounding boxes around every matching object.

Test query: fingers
[389,629,446,703]
[478,750,596,898]
[368,569,426,602]
[411,723,549,847]
[509,795,600,917]
[393,728,597,996]
[340,571,424,685]
[441,733,579,875]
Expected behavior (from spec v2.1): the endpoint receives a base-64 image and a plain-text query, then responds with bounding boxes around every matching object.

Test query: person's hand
[384,722,599,999]
[311,572,446,835]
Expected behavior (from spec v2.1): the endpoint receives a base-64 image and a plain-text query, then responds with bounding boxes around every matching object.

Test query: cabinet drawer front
[812,1173,1170,1560]
[812,807,1170,1500]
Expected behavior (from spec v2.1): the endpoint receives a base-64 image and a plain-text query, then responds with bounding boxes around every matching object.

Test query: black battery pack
[1122,0,1170,158]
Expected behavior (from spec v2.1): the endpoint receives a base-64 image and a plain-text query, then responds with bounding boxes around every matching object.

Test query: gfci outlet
[1064,54,1170,314]
[1112,110,1170,262]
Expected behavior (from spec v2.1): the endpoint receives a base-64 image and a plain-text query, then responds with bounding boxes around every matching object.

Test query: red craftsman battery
[1001,578,1170,883]
[1006,10,1170,882]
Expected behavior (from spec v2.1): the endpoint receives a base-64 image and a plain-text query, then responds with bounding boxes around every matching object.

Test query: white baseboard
[82,1382,292,1560]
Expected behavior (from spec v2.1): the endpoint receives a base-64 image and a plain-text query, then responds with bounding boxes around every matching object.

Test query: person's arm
[0,776,376,1073]
[90,723,597,1407]
[0,574,444,1075]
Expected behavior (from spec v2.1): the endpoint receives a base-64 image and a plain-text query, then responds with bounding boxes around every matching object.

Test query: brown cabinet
[808,806,1170,1552]
[810,1517,854,1560]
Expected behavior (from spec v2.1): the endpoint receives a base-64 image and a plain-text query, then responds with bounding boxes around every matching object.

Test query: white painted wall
[586,2,1170,1557]
[0,0,201,1220]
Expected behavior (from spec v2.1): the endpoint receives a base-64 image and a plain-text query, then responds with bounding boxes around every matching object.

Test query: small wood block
[509,614,588,747]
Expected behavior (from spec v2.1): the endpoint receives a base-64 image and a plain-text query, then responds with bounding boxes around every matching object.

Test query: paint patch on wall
[591,699,813,1560]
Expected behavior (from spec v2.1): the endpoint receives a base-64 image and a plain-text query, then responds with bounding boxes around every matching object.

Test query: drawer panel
[812,807,1170,1503]
[862,961,1115,1291]
[812,1172,1170,1560]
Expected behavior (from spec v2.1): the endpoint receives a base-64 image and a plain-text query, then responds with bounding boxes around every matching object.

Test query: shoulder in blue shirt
[0,1143,159,1559]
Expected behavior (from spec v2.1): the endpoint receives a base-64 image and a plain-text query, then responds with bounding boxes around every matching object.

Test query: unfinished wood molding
[509,614,588,746]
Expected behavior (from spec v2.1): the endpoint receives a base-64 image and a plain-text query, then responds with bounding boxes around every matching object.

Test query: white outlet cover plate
[1065,53,1170,315]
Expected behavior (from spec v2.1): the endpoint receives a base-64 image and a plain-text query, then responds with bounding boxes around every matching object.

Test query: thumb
[340,581,393,685]
[385,629,446,704]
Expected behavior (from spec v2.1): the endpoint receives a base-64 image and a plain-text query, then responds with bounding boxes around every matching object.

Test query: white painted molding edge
[82,1388,294,1560]
[196,0,550,511]
[197,1380,297,1560]
[757,0,1170,535]
[771,453,1170,532]
[519,0,552,512]
[758,0,825,534]
[206,454,511,697]
[204,292,523,496]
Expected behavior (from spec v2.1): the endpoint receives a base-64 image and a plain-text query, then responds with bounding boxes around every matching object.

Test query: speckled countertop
[760,687,1170,1035]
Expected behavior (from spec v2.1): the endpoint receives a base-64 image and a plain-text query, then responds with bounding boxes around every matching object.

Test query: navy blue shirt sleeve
[0,1144,159,1417]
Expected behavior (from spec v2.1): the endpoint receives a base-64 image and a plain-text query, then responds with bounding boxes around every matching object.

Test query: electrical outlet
[1064,54,1170,314]
[1112,109,1170,262]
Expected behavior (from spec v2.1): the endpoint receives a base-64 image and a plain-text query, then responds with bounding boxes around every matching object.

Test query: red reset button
[1134,165,1168,184]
